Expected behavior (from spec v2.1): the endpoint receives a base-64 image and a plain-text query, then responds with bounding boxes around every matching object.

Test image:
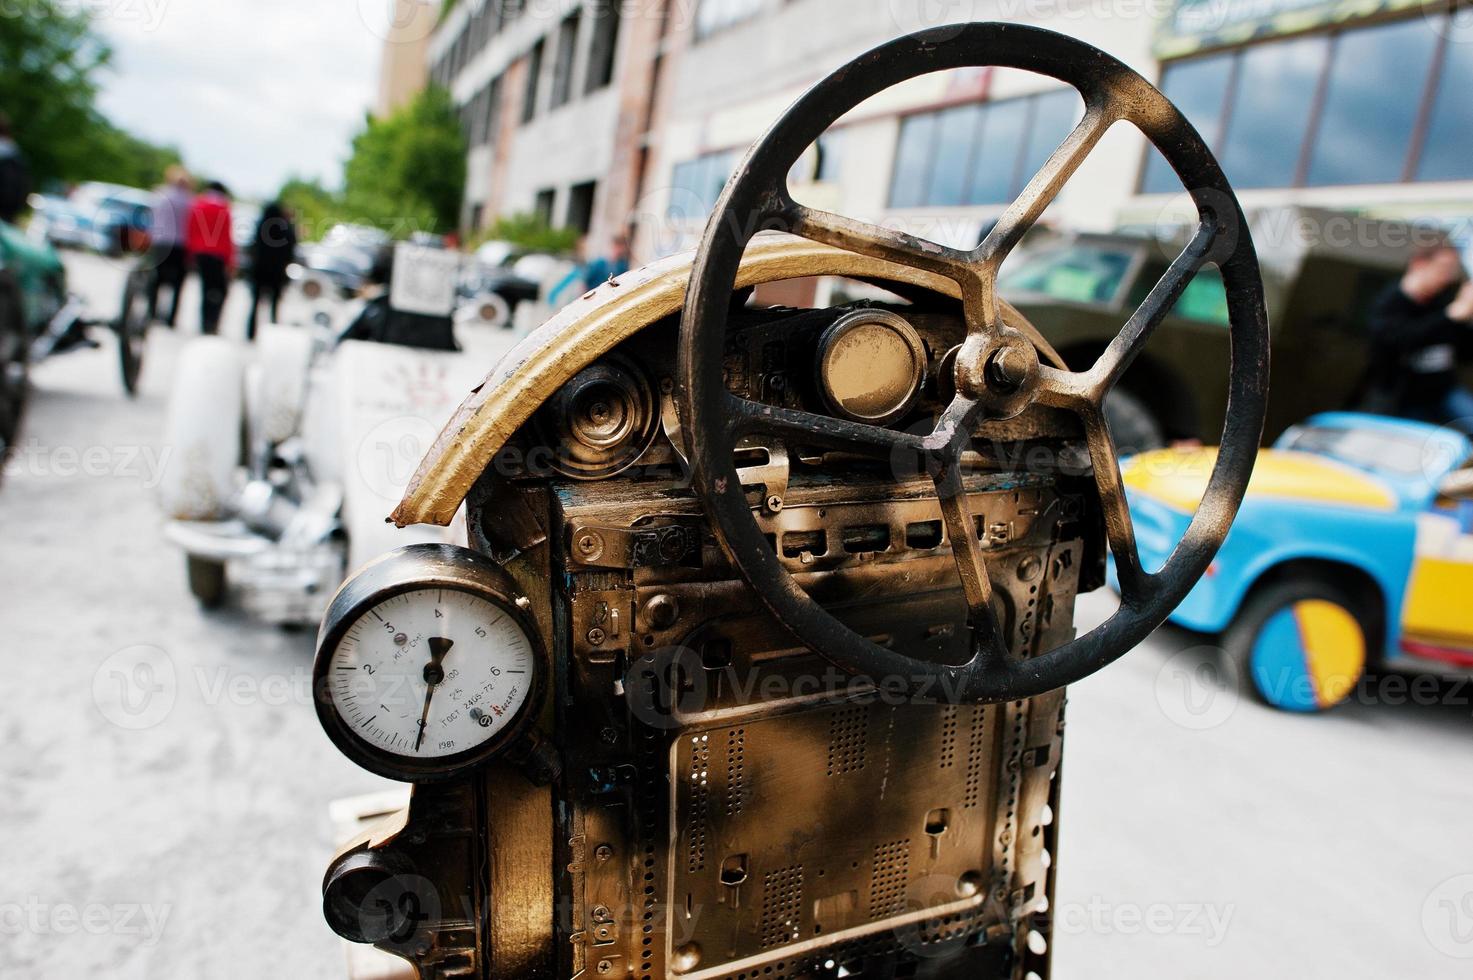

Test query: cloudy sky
[94,0,393,199]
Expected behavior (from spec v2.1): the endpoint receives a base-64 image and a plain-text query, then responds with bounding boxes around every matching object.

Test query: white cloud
[93,0,388,199]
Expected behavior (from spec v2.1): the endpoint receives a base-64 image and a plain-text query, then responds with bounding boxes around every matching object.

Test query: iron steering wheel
[676,24,1269,703]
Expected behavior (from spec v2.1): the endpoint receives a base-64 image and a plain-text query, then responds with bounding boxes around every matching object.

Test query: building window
[669,149,740,221]
[567,181,597,233]
[534,188,557,227]
[1418,27,1473,182]
[1142,13,1473,193]
[522,39,545,123]
[585,0,622,94]
[550,11,582,110]
[887,89,1083,209]
[1306,19,1439,187]
[695,0,764,40]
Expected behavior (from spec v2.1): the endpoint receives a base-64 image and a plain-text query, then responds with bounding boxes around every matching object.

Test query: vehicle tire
[117,268,151,397]
[186,555,227,609]
[1103,387,1165,455]
[1222,577,1371,713]
[0,271,29,460]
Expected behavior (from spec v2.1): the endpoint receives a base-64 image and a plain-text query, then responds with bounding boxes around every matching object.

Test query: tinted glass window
[1019,89,1084,188]
[929,104,982,207]
[1418,23,1473,181]
[998,245,1135,304]
[968,98,1028,205]
[890,113,937,209]
[1307,19,1439,186]
[1220,37,1327,189]
[1142,54,1234,194]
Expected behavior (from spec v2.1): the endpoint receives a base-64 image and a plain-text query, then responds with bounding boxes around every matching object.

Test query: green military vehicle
[998,206,1464,449]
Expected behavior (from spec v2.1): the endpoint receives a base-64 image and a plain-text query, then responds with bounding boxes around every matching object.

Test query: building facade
[375,0,440,118]
[431,0,1473,261]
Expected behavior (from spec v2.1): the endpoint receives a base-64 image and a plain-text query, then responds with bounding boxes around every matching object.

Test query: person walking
[1363,242,1473,431]
[147,165,194,327]
[185,181,234,335]
[245,201,297,340]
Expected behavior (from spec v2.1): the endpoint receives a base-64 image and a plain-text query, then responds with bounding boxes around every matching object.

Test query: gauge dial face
[326,587,534,761]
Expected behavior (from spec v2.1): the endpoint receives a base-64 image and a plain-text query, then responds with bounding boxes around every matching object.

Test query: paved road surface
[2,253,1471,978]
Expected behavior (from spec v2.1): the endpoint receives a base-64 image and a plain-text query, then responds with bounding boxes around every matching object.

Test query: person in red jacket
[185,181,235,335]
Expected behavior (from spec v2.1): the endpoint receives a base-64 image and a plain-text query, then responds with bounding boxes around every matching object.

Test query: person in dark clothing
[0,113,31,225]
[185,181,234,335]
[246,201,298,340]
[1363,243,1473,431]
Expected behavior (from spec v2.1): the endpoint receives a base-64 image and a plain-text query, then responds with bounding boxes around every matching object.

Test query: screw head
[765,494,783,513]
[587,627,607,646]
[986,348,1028,392]
[595,844,614,862]
[596,959,613,975]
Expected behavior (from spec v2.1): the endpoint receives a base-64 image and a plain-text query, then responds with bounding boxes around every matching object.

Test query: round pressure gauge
[313,544,545,782]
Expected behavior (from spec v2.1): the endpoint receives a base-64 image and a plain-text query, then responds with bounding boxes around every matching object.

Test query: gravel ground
[2,252,1470,978]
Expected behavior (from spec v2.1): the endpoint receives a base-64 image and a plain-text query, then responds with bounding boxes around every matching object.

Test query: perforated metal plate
[668,700,1010,977]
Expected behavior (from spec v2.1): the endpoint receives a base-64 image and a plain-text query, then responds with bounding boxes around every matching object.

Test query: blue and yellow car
[1121,413,1473,712]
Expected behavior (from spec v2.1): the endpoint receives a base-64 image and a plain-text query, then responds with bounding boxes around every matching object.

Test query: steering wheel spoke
[777,198,977,285]
[929,455,1009,667]
[975,100,1116,269]
[1089,218,1218,396]
[1080,408,1150,601]
[728,394,924,459]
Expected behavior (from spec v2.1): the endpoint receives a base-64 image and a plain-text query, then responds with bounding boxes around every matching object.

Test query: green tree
[0,0,182,190]
[277,176,341,241]
[341,86,466,235]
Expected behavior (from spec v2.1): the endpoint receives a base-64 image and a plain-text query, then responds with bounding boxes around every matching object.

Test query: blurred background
[3,0,1473,977]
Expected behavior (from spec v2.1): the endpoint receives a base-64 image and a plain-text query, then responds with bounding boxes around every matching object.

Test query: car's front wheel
[186,556,227,610]
[1224,578,1371,712]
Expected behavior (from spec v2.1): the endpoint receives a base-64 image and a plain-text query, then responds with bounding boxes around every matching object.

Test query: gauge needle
[414,637,455,751]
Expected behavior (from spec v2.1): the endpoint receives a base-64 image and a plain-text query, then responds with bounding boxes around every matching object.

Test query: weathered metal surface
[390,239,1060,529]
[324,22,1270,980]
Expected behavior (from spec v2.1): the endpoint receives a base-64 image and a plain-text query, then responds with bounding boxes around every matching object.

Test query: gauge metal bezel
[313,544,547,782]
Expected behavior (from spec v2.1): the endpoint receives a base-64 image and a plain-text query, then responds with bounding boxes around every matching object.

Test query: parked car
[1121,412,1473,712]
[999,206,1448,450]
[63,182,157,255]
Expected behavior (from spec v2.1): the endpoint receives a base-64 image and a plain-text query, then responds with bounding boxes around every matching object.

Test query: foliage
[340,85,466,235]
[0,1,180,190]
[479,213,580,256]
[277,176,341,241]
